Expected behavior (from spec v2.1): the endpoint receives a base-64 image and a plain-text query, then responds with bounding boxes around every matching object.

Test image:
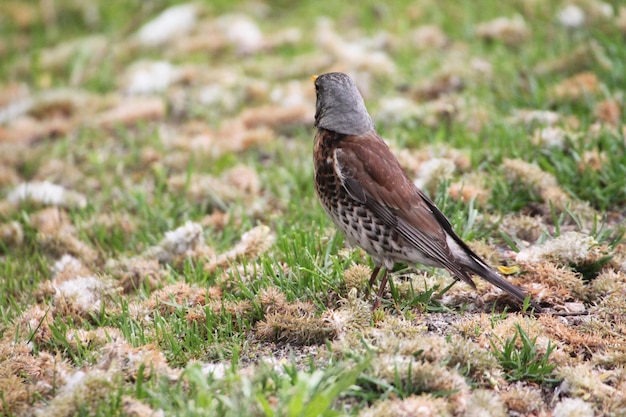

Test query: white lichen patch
[510,109,561,126]
[315,18,395,75]
[323,288,370,340]
[500,158,596,217]
[475,15,529,45]
[359,394,451,417]
[123,61,182,95]
[134,3,199,47]
[216,14,264,55]
[99,340,179,381]
[532,126,568,150]
[206,225,275,272]
[143,221,205,263]
[413,158,456,195]
[8,181,87,209]
[52,254,84,277]
[465,389,506,417]
[516,232,597,265]
[410,25,448,50]
[558,5,586,29]
[553,397,594,417]
[558,364,625,413]
[34,369,113,417]
[53,275,113,316]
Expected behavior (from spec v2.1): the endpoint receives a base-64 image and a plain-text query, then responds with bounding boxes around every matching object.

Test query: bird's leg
[372,268,389,310]
[366,264,382,297]
[376,268,389,299]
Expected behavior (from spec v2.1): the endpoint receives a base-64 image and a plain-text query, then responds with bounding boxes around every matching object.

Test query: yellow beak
[310,75,318,82]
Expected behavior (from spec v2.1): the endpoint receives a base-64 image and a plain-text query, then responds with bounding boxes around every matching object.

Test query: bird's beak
[310,75,318,83]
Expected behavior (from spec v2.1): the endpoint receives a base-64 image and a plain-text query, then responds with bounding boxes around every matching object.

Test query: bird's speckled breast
[313,129,411,268]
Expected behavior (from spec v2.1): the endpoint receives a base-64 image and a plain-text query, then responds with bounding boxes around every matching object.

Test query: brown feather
[334,133,469,276]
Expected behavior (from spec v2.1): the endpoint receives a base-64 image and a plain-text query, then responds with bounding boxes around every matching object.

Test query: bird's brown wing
[335,133,476,284]
[333,132,540,308]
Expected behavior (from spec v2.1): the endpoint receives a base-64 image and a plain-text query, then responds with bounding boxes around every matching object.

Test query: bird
[312,72,541,311]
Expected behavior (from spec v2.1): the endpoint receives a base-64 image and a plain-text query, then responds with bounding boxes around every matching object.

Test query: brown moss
[13,304,54,345]
[411,74,464,101]
[373,356,469,413]
[207,299,254,321]
[141,221,209,264]
[145,282,216,315]
[65,327,125,351]
[539,315,612,364]
[87,212,138,235]
[590,270,626,297]
[200,210,230,231]
[111,258,165,293]
[34,158,85,188]
[618,6,626,34]
[518,261,586,303]
[578,149,607,173]
[410,25,448,50]
[205,225,275,273]
[475,15,530,46]
[0,341,71,415]
[30,206,71,234]
[550,72,600,102]
[0,373,28,416]
[500,382,545,414]
[257,287,288,313]
[255,300,334,345]
[324,288,371,340]
[51,274,119,322]
[342,264,371,293]
[184,305,207,326]
[448,181,489,206]
[455,315,547,352]
[558,364,626,414]
[37,230,100,265]
[94,97,166,127]
[501,213,545,243]
[98,340,176,381]
[534,41,612,76]
[241,104,311,129]
[447,336,501,385]
[381,332,449,362]
[0,220,24,246]
[359,394,451,417]
[170,118,275,158]
[594,99,621,125]
[500,158,600,219]
[35,369,114,416]
[121,395,164,417]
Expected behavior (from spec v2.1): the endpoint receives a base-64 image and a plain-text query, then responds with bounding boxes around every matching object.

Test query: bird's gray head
[313,72,374,135]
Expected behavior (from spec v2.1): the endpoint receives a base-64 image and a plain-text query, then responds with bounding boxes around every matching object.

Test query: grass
[1,0,626,416]
[490,323,559,384]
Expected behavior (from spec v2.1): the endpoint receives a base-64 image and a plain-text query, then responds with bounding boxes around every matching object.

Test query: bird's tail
[465,259,542,312]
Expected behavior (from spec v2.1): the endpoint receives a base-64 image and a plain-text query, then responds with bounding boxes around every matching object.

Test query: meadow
[1,1,625,416]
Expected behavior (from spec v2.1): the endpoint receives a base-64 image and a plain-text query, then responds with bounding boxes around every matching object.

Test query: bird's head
[312,72,374,136]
